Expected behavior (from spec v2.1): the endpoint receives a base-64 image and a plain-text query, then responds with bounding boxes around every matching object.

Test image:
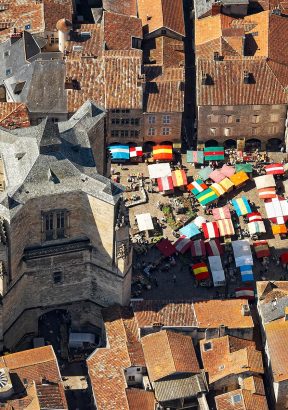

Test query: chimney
[212,3,221,16]
[241,304,251,316]
[219,324,227,337]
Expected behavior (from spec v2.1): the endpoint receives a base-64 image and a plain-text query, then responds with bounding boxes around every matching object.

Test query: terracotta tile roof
[257,281,288,302]
[66,24,103,59]
[126,388,156,409]
[265,318,288,382]
[36,383,67,409]
[197,58,288,106]
[43,0,73,32]
[194,299,254,329]
[87,306,145,410]
[242,375,266,395]
[131,300,198,328]
[66,50,142,112]
[143,36,184,67]
[143,66,184,112]
[215,386,269,410]
[137,0,185,37]
[103,11,142,50]
[103,0,137,17]
[141,330,200,382]
[200,336,264,384]
[0,103,30,129]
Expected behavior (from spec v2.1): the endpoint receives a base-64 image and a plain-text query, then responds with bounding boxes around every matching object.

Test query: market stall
[240,265,254,282]
[253,241,270,258]
[190,239,206,257]
[210,182,226,197]
[205,239,223,256]
[209,169,226,183]
[264,197,288,224]
[219,177,234,193]
[204,146,225,161]
[220,164,235,177]
[136,213,154,232]
[172,169,187,188]
[157,176,174,193]
[174,236,192,254]
[272,224,287,235]
[202,221,220,239]
[186,150,204,164]
[235,163,253,174]
[212,206,231,220]
[217,218,235,236]
[232,240,253,267]
[179,222,201,238]
[229,171,249,188]
[248,220,266,235]
[153,145,173,161]
[235,286,254,300]
[198,166,213,181]
[254,175,276,199]
[196,188,219,206]
[156,238,176,257]
[108,145,130,161]
[208,256,226,286]
[192,262,210,281]
[265,163,285,175]
[193,216,207,228]
[187,179,208,195]
[148,163,171,179]
[232,197,252,216]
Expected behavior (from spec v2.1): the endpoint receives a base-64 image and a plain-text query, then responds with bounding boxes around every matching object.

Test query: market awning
[174,236,191,254]
[172,169,187,187]
[235,163,253,173]
[235,286,254,300]
[157,176,174,192]
[254,174,276,190]
[202,221,220,239]
[186,150,204,164]
[210,182,226,196]
[240,265,254,282]
[265,197,288,224]
[212,206,231,220]
[196,188,218,206]
[108,145,130,160]
[272,224,287,234]
[219,177,234,192]
[247,212,262,223]
[229,171,249,187]
[220,164,235,177]
[258,187,277,200]
[208,256,225,286]
[136,213,154,231]
[265,163,285,175]
[204,146,225,161]
[192,262,209,281]
[232,197,251,216]
[232,240,253,267]
[190,239,206,257]
[253,241,270,258]
[153,145,173,161]
[187,179,208,195]
[156,238,176,257]
[193,216,207,228]
[130,146,143,158]
[248,221,266,235]
[198,166,213,180]
[179,222,200,238]
[205,239,223,256]
[217,218,235,236]
[209,169,226,183]
[148,163,171,179]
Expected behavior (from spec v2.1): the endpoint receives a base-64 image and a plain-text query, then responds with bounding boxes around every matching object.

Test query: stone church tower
[0,101,132,350]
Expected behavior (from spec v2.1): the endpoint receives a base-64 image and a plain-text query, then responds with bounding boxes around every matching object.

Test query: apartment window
[111,118,120,125]
[128,376,135,381]
[121,118,129,125]
[148,127,155,136]
[210,127,216,136]
[236,118,240,123]
[163,115,170,124]
[43,210,68,241]
[224,127,231,136]
[120,130,128,137]
[252,115,260,124]
[53,271,62,284]
[111,130,119,137]
[269,125,278,134]
[130,118,140,126]
[3,50,10,57]
[131,37,141,49]
[162,127,170,136]
[251,127,259,136]
[223,115,232,124]
[148,115,156,124]
[121,109,130,113]
[210,114,219,123]
[270,113,279,122]
[5,68,11,76]
[130,130,139,137]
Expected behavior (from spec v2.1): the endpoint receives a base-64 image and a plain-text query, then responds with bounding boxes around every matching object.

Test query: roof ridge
[266,58,288,93]
[164,330,177,374]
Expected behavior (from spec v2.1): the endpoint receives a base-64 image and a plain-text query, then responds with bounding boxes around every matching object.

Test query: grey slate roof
[260,296,288,324]
[0,101,121,218]
[154,374,207,403]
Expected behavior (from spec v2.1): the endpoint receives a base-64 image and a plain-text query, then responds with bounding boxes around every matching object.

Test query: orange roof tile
[103,0,137,17]
[103,11,142,50]
[215,386,269,410]
[66,24,103,59]
[0,103,30,129]
[265,318,288,382]
[126,388,156,409]
[143,36,184,67]
[43,0,73,32]
[200,336,264,384]
[137,0,185,37]
[194,299,254,329]
[141,330,200,382]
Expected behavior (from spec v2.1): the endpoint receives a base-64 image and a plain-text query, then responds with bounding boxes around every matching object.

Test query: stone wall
[143,112,182,144]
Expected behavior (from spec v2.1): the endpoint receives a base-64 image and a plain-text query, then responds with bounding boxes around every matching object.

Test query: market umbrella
[217,218,235,236]
[192,262,209,281]
[187,179,208,195]
[179,222,200,238]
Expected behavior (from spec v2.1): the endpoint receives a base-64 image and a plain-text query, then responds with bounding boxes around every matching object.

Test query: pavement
[112,152,288,302]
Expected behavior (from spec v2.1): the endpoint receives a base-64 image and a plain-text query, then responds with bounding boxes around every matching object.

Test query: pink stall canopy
[191,239,206,257]
[202,221,220,239]
[212,205,231,220]
[205,239,223,256]
[174,236,191,254]
[209,169,226,183]
[220,164,235,178]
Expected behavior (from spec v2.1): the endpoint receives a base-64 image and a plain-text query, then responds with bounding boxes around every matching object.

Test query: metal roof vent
[0,368,13,399]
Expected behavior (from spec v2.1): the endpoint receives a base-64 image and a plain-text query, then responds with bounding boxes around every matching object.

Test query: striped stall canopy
[210,182,226,196]
[232,197,251,216]
[265,197,288,224]
[212,206,231,220]
[265,163,285,175]
[254,174,276,190]
[253,241,270,258]
[240,265,254,282]
[204,146,225,161]
[247,212,262,223]
[219,177,234,192]
[157,176,174,192]
[130,146,143,158]
[108,145,130,160]
[153,145,173,161]
[205,238,223,256]
[258,187,277,199]
[174,236,191,254]
[196,188,218,206]
[190,239,206,257]
[217,218,235,236]
[248,221,266,235]
[186,150,204,164]
[192,262,210,281]
[187,179,208,195]
[235,286,254,300]
[172,169,187,187]
[202,221,220,239]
